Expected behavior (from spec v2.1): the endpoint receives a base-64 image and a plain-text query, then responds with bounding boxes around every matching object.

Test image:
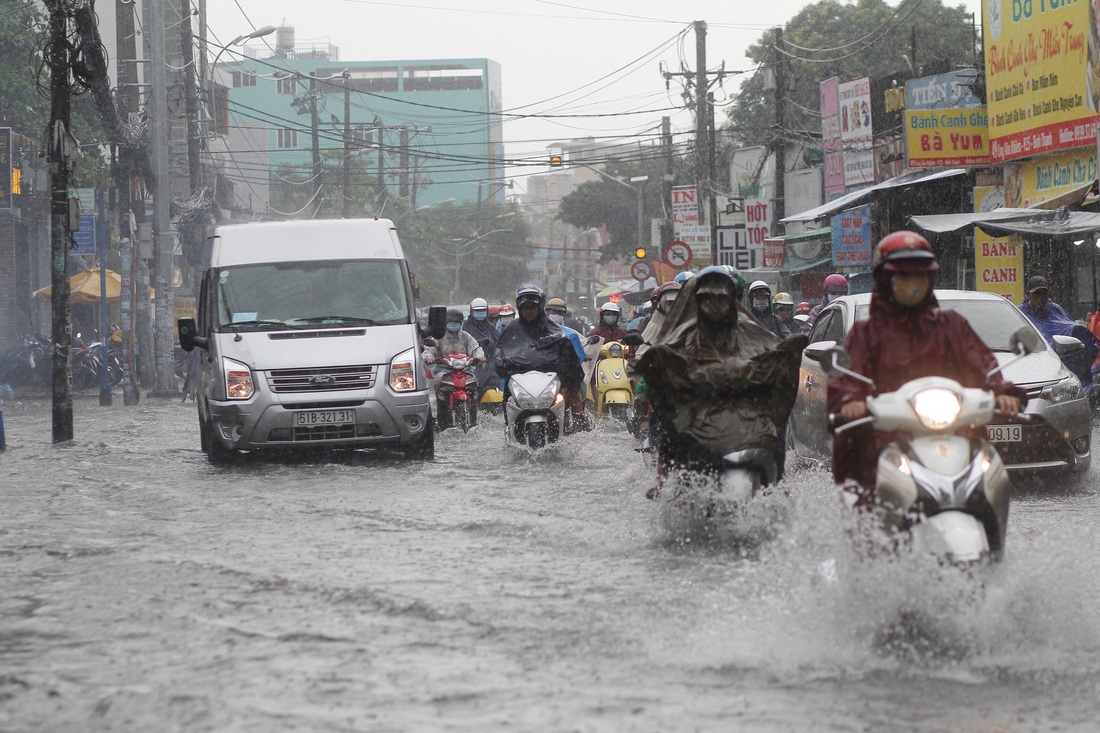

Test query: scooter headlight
[608,343,624,358]
[910,387,961,430]
[1040,374,1084,403]
[223,357,254,400]
[512,377,560,409]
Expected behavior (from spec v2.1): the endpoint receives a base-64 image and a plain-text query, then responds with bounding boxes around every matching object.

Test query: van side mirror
[177,317,207,352]
[426,305,447,340]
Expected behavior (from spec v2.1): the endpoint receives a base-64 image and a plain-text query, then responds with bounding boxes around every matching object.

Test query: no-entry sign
[630,259,652,282]
[664,240,692,269]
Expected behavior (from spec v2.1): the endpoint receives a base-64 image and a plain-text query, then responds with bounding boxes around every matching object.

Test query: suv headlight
[1041,374,1084,403]
[223,357,254,400]
[910,387,961,430]
[389,348,417,392]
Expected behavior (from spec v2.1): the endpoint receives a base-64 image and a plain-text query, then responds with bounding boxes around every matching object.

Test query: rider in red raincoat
[827,231,1025,493]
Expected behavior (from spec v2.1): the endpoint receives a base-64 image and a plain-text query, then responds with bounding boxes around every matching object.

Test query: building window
[231,70,257,88]
[276,75,298,95]
[277,128,299,149]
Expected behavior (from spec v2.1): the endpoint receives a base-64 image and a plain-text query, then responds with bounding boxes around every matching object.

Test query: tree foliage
[725,0,978,149]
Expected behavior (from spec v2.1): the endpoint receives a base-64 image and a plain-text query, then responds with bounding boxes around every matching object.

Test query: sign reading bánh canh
[984,0,1100,162]
[973,186,1023,303]
[1007,147,1099,206]
[905,69,990,167]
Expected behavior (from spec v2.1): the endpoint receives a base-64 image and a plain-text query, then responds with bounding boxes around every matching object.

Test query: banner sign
[820,78,846,199]
[0,127,11,209]
[839,77,874,188]
[672,186,711,262]
[762,238,786,268]
[72,213,96,255]
[973,186,1023,303]
[744,198,770,250]
[1007,147,1099,207]
[905,69,990,167]
[984,0,1100,162]
[831,204,873,266]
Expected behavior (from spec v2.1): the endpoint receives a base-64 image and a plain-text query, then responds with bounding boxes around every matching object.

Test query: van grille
[267,365,377,393]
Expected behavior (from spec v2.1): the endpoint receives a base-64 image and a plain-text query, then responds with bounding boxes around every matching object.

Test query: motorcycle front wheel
[454,402,470,433]
[526,422,547,450]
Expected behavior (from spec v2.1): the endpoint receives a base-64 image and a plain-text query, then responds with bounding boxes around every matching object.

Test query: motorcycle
[505,370,566,451]
[584,338,634,424]
[813,325,1039,565]
[436,353,480,433]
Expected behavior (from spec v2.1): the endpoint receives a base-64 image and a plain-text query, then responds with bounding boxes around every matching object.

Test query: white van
[178,219,439,463]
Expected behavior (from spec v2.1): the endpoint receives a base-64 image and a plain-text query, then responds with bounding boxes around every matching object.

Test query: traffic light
[634,247,647,259]
[549,155,562,168]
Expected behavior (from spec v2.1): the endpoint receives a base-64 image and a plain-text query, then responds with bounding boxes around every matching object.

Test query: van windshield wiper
[289,316,379,325]
[223,319,292,329]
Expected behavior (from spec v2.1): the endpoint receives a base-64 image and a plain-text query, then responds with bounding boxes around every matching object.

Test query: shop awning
[910,206,1100,242]
[782,168,967,223]
[1030,180,1096,210]
[743,255,832,276]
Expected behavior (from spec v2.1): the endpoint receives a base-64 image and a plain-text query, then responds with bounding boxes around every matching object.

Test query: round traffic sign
[664,240,693,269]
[630,259,652,282]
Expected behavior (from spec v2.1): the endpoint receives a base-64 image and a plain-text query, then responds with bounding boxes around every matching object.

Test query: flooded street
[2,396,1100,732]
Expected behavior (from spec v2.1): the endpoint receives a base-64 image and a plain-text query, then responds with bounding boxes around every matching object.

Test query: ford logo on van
[309,374,337,385]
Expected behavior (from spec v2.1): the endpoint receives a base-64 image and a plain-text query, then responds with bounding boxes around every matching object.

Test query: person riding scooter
[827,231,1025,497]
[425,309,486,430]
[747,280,790,338]
[496,284,587,430]
[634,266,807,494]
[804,273,848,332]
[463,296,501,397]
[588,301,628,343]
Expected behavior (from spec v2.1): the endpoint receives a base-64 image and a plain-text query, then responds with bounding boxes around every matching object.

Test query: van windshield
[215,260,410,330]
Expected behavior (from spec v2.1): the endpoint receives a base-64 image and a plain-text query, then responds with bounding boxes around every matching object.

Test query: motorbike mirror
[818,346,851,378]
[421,337,437,347]
[587,335,602,345]
[1010,326,1042,356]
[621,332,645,347]
[478,338,491,350]
[1052,334,1085,358]
[802,340,837,364]
[426,305,447,340]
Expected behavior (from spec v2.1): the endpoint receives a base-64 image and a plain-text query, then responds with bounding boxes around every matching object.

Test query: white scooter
[504,370,566,451]
[813,326,1038,565]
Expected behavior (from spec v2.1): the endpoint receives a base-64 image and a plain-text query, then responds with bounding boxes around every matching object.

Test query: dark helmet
[694,265,738,297]
[446,308,463,323]
[873,231,940,272]
[515,283,545,310]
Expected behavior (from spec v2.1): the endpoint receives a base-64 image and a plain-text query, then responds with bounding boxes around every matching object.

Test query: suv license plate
[294,409,355,427]
[987,424,1022,442]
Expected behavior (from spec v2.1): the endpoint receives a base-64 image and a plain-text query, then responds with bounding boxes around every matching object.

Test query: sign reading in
[831,204,873,266]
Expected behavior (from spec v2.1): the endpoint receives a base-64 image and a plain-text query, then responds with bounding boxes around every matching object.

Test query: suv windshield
[854,297,1040,352]
[214,260,409,331]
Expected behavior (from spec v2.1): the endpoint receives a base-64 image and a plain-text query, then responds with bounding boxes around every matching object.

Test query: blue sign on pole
[831,204,873,267]
[72,213,96,255]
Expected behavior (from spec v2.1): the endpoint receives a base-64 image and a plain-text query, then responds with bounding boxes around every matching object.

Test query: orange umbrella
[33,268,153,304]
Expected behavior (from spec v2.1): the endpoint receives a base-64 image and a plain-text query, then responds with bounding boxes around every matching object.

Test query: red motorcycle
[437,353,480,433]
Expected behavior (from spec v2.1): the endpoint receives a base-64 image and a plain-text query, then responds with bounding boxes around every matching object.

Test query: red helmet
[796,301,811,315]
[823,273,848,289]
[873,230,940,272]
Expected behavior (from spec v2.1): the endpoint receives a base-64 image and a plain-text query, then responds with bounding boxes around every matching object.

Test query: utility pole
[694,20,708,204]
[116,0,141,405]
[45,0,73,442]
[342,72,352,218]
[661,116,674,252]
[375,119,386,213]
[399,127,410,200]
[310,73,321,212]
[773,26,787,229]
[180,0,205,276]
[150,0,176,395]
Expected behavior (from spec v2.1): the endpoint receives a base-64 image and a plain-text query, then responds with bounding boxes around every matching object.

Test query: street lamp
[208,25,276,139]
[394,197,456,224]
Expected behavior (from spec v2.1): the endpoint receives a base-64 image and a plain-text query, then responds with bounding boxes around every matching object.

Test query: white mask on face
[548,313,564,325]
[602,314,618,327]
[752,297,770,311]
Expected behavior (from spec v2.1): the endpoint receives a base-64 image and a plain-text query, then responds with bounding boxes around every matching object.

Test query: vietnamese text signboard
[973,186,1023,303]
[831,204,873,266]
[905,69,990,167]
[984,0,1100,162]
[839,77,874,188]
[820,78,846,200]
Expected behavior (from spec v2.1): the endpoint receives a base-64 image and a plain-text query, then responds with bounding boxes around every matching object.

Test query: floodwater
[2,396,1099,732]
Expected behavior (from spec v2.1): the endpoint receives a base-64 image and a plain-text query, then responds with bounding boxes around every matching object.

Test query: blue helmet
[694,265,738,297]
[673,270,696,283]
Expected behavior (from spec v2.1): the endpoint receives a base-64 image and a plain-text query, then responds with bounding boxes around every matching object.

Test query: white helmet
[470,297,488,311]
[748,280,771,296]
[600,301,621,314]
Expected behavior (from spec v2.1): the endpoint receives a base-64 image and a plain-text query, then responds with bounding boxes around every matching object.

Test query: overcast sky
[206,0,984,193]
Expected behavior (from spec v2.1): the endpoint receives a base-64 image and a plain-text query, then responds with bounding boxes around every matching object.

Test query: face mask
[548,313,565,325]
[699,296,731,322]
[472,310,487,321]
[446,322,462,333]
[602,314,618,326]
[891,273,931,307]
[659,295,677,314]
[752,297,770,311]
[495,321,504,332]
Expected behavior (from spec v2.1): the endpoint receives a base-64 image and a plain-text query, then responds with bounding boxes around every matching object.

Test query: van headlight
[910,387,961,430]
[223,357,254,400]
[389,348,417,392]
[1040,374,1084,403]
